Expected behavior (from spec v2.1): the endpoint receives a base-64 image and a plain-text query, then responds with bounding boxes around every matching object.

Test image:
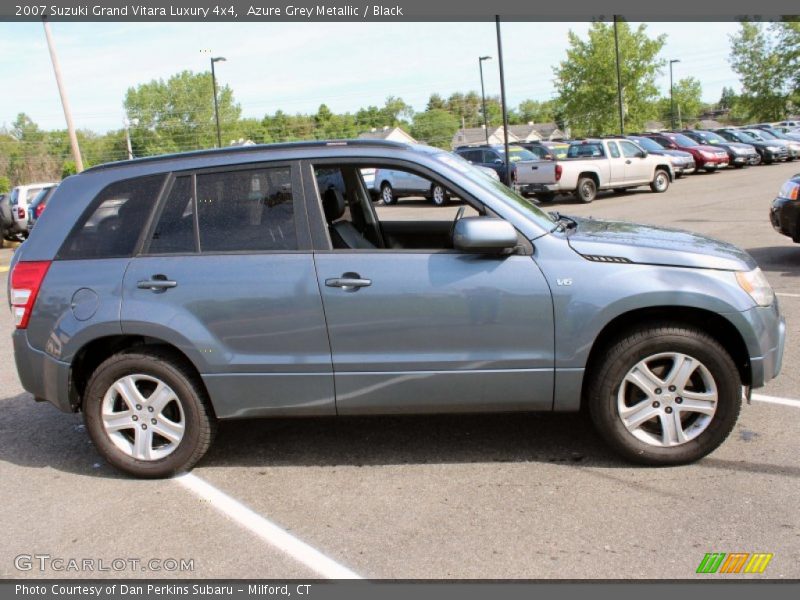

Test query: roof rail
[83,139,413,173]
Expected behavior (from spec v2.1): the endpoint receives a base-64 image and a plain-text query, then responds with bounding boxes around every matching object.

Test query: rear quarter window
[57,174,166,260]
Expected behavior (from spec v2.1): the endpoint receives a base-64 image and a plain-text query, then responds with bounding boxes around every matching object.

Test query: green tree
[718,86,737,110]
[656,77,703,124]
[0,175,9,193]
[517,99,556,124]
[554,21,666,136]
[411,109,459,148]
[426,93,446,111]
[729,21,792,121]
[124,70,241,155]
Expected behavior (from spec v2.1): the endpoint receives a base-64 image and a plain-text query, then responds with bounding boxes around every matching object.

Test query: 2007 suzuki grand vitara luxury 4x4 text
[9,140,785,477]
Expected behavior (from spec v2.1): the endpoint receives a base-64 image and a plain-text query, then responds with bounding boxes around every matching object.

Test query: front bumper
[727,303,786,389]
[770,196,800,242]
[702,158,729,169]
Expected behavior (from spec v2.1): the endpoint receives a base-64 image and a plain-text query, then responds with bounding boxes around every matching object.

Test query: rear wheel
[83,350,216,478]
[587,324,741,465]
[649,169,670,193]
[576,177,597,203]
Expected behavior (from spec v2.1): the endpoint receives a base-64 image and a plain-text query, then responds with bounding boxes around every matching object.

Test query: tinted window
[58,175,165,260]
[196,167,296,252]
[149,176,195,254]
[608,142,621,158]
[567,143,604,158]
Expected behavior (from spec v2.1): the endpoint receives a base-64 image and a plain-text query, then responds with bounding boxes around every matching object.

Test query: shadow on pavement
[4,391,798,478]
[746,246,800,278]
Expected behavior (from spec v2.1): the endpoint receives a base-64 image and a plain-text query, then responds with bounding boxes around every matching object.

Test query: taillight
[555,164,563,182]
[35,203,46,218]
[10,261,51,329]
[17,207,25,219]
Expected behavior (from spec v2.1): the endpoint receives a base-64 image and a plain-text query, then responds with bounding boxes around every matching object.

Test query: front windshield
[700,131,727,144]
[435,152,555,232]
[669,133,698,147]
[753,129,778,140]
[504,146,538,162]
[629,136,663,153]
[745,130,767,141]
[730,131,756,143]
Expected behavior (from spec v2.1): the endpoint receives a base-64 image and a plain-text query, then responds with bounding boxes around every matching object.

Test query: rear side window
[196,167,296,252]
[58,175,165,260]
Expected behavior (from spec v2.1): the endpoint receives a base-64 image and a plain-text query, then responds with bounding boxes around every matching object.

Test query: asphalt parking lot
[1,161,799,580]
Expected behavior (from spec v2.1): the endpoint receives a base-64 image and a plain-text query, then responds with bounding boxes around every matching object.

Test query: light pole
[495,17,511,186]
[210,56,226,148]
[669,59,680,130]
[478,56,492,144]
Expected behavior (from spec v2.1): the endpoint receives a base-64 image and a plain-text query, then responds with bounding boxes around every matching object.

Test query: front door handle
[137,274,177,293]
[625,159,632,164]
[325,272,372,292]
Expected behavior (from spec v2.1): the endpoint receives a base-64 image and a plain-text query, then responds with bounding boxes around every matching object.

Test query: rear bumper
[13,330,74,412]
[520,183,558,194]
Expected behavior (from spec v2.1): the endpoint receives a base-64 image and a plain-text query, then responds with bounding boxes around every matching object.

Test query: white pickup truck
[516,138,674,203]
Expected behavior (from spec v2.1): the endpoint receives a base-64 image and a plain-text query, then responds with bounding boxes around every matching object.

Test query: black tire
[576,177,597,203]
[733,164,745,169]
[535,192,556,203]
[763,158,773,165]
[649,169,670,193]
[380,182,396,205]
[83,349,216,478]
[430,183,450,207]
[587,324,741,466]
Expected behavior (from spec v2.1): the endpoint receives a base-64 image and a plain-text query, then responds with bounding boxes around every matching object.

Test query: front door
[304,160,555,415]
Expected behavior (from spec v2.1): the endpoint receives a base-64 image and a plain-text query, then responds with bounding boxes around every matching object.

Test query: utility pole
[669,59,680,130]
[613,15,625,135]
[42,18,83,172]
[210,56,226,148]
[478,56,492,144]
[123,117,138,160]
[495,16,511,186]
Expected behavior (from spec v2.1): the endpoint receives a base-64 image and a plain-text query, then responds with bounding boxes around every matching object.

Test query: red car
[642,132,729,172]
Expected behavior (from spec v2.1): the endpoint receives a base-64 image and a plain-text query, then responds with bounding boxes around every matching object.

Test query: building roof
[452,126,519,147]
[358,126,416,143]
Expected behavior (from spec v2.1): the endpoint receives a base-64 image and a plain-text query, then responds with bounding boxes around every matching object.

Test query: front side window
[58,174,166,260]
[620,141,642,158]
[195,167,296,253]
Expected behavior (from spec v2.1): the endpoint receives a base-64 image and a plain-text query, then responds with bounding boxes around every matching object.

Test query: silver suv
[10,140,785,477]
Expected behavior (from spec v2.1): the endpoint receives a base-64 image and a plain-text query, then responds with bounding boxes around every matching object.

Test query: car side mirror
[453,217,518,253]
[639,150,648,158]
[669,143,678,149]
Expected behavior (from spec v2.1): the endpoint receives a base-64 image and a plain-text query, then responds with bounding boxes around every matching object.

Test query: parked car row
[1,182,58,244]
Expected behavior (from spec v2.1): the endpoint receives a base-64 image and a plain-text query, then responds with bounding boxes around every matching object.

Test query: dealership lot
[1,161,799,579]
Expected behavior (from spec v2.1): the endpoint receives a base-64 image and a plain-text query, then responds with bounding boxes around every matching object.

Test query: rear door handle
[325,272,371,291]
[137,275,177,292]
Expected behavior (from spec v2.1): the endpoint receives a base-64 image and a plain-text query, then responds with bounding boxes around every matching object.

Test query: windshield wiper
[549,211,578,232]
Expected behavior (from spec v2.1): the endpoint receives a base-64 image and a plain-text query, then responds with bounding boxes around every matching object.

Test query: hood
[724,142,756,151]
[692,144,727,154]
[564,217,756,271]
[662,149,694,159]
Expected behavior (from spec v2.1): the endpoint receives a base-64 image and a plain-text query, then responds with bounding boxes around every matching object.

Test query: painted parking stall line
[175,473,362,579]
[751,394,800,409]
[776,292,800,298]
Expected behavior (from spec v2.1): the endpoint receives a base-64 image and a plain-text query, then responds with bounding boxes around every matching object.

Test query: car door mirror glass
[453,217,517,253]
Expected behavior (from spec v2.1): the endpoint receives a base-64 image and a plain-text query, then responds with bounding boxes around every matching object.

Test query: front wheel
[587,324,741,465]
[650,169,670,193]
[430,183,449,206]
[576,177,597,203]
[380,182,396,205]
[83,350,216,478]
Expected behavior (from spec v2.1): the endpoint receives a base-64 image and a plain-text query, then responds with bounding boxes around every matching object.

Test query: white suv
[7,182,58,238]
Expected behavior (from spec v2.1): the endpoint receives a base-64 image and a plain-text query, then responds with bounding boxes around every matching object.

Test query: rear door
[605,141,626,185]
[121,162,335,419]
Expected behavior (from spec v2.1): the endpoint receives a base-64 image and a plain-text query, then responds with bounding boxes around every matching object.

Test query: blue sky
[0,21,742,132]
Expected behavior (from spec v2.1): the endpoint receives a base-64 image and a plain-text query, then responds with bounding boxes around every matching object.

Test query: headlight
[735,268,775,307]
[767,146,781,152]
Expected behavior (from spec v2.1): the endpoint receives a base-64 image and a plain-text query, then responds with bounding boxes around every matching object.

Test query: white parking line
[776,292,800,298]
[175,473,362,579]
[751,394,800,409]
